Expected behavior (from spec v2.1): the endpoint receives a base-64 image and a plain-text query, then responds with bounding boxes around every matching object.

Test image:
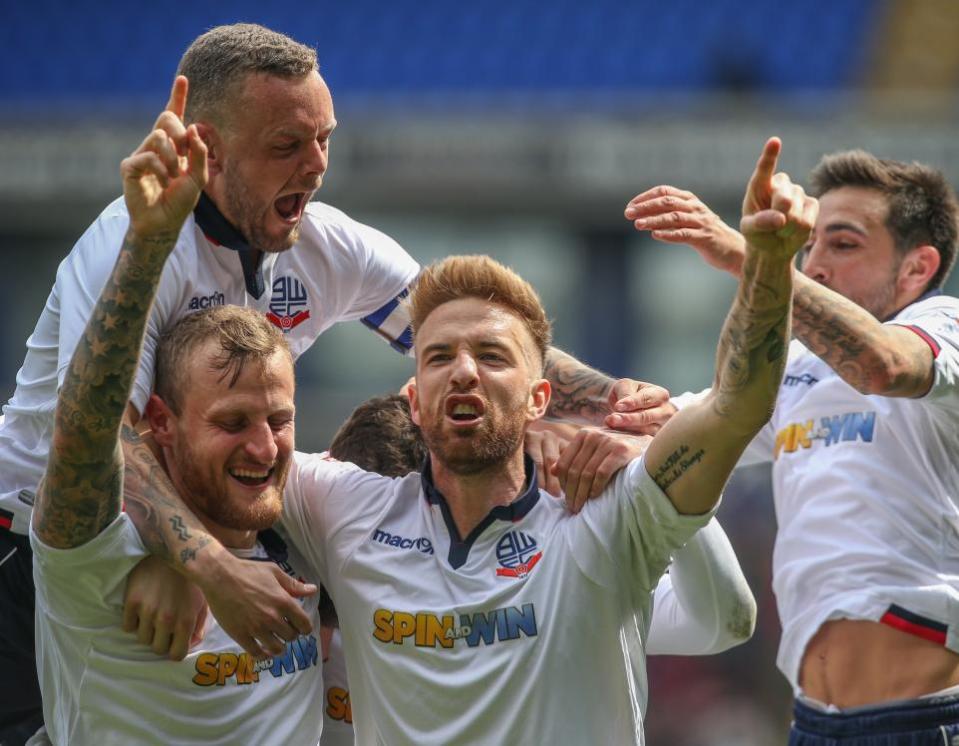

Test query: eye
[479,352,505,363]
[218,418,246,433]
[269,416,294,431]
[426,353,452,365]
[273,142,298,155]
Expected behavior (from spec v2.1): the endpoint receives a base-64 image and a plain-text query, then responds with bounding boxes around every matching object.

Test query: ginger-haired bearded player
[127,138,814,744]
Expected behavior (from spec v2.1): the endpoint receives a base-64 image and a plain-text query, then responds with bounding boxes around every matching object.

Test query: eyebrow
[823,221,868,237]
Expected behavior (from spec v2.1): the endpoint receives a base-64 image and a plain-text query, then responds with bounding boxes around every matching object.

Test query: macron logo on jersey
[495,531,542,578]
[267,276,310,332]
[372,528,435,555]
[188,291,225,310]
[783,372,819,387]
[774,411,876,459]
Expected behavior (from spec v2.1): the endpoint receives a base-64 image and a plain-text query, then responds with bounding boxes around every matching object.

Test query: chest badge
[267,276,311,331]
[495,530,542,578]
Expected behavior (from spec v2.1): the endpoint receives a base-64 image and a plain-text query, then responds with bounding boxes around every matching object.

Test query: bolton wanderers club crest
[267,276,310,331]
[495,531,542,578]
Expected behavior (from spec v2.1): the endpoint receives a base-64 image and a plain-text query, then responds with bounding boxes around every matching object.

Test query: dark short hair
[155,306,291,415]
[810,150,959,289]
[329,394,426,478]
[176,23,317,127]
[320,393,426,626]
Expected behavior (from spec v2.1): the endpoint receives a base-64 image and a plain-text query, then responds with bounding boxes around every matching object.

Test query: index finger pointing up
[746,137,782,199]
[165,76,189,121]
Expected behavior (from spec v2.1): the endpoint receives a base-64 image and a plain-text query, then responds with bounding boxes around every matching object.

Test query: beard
[170,433,288,532]
[419,397,527,476]
[221,161,301,253]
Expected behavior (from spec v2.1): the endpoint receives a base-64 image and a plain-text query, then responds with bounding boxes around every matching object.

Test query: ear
[145,394,177,448]
[194,122,223,178]
[408,381,422,426]
[526,379,551,422]
[898,245,940,296]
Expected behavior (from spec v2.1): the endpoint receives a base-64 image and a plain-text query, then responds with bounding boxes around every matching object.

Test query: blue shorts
[789,693,959,745]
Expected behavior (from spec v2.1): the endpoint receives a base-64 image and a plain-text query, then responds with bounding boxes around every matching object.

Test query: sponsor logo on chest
[372,604,538,649]
[774,410,876,459]
[188,291,226,310]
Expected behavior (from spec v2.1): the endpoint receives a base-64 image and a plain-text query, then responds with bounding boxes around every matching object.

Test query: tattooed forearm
[121,425,217,571]
[790,272,929,396]
[35,230,176,549]
[651,444,706,492]
[543,348,614,423]
[711,252,792,422]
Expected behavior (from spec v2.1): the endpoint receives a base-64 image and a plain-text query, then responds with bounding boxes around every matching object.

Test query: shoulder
[299,201,412,262]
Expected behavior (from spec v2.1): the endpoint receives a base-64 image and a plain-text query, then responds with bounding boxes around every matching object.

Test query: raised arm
[34,78,207,548]
[643,138,814,515]
[626,186,935,398]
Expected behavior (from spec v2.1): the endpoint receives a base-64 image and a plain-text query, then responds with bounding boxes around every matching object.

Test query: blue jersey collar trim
[193,192,267,299]
[421,453,541,569]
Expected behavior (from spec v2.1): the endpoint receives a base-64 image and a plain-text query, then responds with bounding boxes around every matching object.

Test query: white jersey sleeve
[306,205,420,354]
[31,512,145,626]
[646,517,755,655]
[566,456,717,604]
[891,297,959,411]
[280,452,401,585]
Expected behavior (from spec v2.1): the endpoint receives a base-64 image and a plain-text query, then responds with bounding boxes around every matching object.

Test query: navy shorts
[0,530,43,746]
[789,693,959,745]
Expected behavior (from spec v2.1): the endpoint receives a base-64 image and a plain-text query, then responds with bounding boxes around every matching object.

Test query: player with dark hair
[125,138,811,744]
[627,149,959,743]
[0,23,668,744]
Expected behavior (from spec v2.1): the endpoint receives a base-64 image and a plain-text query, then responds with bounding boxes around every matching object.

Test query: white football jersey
[31,516,324,745]
[0,196,419,535]
[280,453,714,746]
[674,292,959,690]
[320,628,354,746]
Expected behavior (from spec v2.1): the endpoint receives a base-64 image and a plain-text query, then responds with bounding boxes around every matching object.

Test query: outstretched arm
[34,77,207,548]
[643,138,813,515]
[626,186,935,398]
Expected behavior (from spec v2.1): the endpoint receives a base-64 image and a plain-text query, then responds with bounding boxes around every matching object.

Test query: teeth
[230,468,270,479]
[452,404,478,416]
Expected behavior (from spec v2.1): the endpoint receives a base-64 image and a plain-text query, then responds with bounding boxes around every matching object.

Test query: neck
[430,449,528,540]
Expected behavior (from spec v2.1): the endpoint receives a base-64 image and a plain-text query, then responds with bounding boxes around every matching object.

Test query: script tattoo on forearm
[543,348,614,423]
[36,231,176,548]
[711,254,791,419]
[651,444,706,492]
[120,425,212,568]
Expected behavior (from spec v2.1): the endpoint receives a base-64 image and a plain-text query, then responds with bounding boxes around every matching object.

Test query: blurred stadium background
[3,1,959,743]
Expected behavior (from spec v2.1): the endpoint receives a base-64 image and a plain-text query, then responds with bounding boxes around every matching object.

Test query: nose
[302,138,328,182]
[450,351,479,389]
[244,421,279,464]
[800,240,829,284]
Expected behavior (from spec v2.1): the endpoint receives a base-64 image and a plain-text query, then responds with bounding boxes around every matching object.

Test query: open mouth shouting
[445,395,486,428]
[274,192,309,225]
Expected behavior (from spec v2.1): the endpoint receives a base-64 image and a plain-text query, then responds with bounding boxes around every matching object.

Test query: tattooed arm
[543,348,674,433]
[789,273,934,396]
[626,186,935,397]
[644,138,814,515]
[34,77,207,548]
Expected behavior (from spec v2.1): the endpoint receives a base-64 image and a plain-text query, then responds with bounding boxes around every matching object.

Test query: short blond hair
[155,306,291,414]
[410,255,552,370]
